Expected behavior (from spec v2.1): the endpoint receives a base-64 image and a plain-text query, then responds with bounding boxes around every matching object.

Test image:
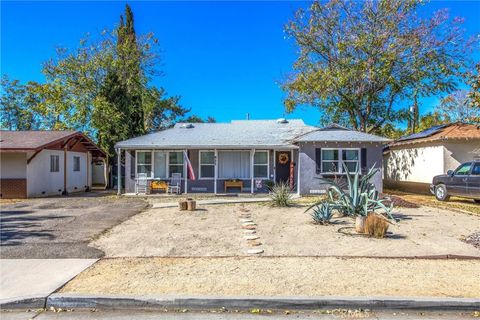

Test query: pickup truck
[430,160,480,202]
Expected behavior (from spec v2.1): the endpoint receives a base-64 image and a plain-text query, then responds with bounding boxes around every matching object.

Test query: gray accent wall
[298,142,384,195]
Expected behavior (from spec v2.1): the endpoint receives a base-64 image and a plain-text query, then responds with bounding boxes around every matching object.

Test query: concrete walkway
[151,197,272,209]
[0,259,97,308]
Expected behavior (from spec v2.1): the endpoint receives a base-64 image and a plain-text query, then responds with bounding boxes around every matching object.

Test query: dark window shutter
[360,148,367,173]
[315,148,321,174]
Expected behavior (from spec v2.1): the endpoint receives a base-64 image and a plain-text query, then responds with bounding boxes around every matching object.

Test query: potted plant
[307,163,395,232]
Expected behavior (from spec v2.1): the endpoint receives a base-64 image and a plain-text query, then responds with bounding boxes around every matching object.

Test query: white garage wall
[27,149,64,197]
[385,144,445,184]
[66,151,88,193]
[443,140,480,171]
[0,152,27,178]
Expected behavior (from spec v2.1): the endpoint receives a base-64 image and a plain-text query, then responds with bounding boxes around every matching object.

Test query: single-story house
[114,119,390,195]
[383,123,480,193]
[0,131,107,198]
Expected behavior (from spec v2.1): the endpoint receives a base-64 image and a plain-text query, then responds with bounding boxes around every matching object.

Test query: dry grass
[385,189,480,216]
[61,257,480,298]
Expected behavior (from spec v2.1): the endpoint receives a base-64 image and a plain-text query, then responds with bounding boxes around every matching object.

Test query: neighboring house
[114,119,390,195]
[383,123,480,193]
[0,131,107,198]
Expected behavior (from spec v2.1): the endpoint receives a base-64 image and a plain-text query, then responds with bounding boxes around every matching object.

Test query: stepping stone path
[248,240,262,247]
[238,206,264,255]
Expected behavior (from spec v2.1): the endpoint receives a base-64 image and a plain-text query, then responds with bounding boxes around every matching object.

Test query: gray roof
[115,119,317,149]
[292,124,391,143]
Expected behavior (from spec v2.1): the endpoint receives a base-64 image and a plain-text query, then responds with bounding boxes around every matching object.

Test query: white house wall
[66,151,89,193]
[0,152,27,178]
[384,144,444,184]
[27,149,64,197]
[443,140,480,171]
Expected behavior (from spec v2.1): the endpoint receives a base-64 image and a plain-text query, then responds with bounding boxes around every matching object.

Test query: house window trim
[199,150,215,180]
[216,149,253,180]
[135,150,185,180]
[253,150,269,179]
[73,156,81,172]
[168,151,184,179]
[321,148,360,174]
[50,154,60,173]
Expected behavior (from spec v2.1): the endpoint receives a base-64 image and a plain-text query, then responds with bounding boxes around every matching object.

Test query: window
[472,163,480,175]
[73,156,80,172]
[153,151,167,178]
[254,151,268,178]
[342,149,360,173]
[321,149,339,173]
[199,151,215,179]
[137,151,152,177]
[218,151,250,179]
[50,155,59,172]
[455,162,472,176]
[321,148,360,173]
[168,151,184,178]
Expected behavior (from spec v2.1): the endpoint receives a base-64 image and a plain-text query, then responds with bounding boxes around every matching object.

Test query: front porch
[116,148,299,195]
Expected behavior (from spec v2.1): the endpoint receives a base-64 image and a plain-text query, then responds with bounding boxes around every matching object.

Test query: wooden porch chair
[135,173,149,194]
[167,173,182,194]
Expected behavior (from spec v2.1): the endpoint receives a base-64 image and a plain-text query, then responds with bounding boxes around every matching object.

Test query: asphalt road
[1,310,477,320]
[0,192,148,258]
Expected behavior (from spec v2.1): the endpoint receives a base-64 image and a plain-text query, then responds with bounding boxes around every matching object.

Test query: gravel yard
[92,202,480,257]
[0,193,148,258]
[61,256,480,298]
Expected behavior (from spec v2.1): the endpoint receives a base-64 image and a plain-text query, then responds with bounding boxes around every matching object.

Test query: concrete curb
[45,294,480,311]
[0,296,46,310]
[151,198,272,209]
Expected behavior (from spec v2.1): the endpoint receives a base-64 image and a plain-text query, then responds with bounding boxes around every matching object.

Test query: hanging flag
[183,150,196,181]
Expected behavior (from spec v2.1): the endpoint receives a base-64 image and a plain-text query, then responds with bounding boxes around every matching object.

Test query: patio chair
[167,173,182,194]
[135,173,149,195]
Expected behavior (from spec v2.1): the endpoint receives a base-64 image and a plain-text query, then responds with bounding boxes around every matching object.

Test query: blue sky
[1,1,479,126]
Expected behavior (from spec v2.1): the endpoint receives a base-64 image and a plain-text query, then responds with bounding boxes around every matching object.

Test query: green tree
[437,90,480,124]
[0,76,42,130]
[37,4,190,157]
[283,0,475,133]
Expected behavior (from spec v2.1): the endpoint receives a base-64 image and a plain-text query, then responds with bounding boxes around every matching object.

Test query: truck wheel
[434,184,450,201]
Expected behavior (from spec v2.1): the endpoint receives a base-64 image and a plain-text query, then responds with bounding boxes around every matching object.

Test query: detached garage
[0,131,107,198]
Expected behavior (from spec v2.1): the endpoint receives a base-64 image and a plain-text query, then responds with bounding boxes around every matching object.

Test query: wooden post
[296,149,301,196]
[214,149,218,194]
[63,146,68,195]
[250,149,255,194]
[117,148,121,195]
[184,149,188,194]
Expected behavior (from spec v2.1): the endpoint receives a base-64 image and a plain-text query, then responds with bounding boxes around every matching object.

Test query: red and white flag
[183,150,196,181]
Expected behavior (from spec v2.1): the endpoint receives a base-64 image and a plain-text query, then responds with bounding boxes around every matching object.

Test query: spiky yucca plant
[306,163,394,221]
[270,182,293,207]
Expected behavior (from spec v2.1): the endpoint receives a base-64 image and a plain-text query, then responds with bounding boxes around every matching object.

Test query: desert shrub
[306,163,395,221]
[311,201,336,225]
[270,182,293,207]
[364,213,389,238]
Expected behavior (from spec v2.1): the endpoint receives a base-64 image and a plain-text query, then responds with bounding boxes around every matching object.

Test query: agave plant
[306,163,394,221]
[310,201,342,225]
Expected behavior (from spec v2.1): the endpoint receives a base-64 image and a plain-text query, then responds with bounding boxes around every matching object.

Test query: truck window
[454,162,472,175]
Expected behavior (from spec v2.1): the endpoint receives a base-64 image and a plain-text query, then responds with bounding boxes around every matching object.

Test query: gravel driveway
[0,192,147,258]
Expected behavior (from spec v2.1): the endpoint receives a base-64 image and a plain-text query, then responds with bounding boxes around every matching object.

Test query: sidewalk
[0,259,97,309]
